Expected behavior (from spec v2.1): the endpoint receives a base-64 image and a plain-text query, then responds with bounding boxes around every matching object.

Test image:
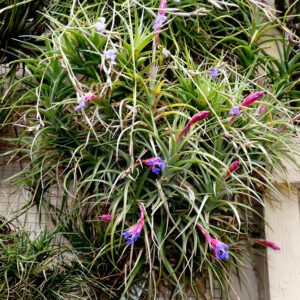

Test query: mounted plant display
[1,0,300,299]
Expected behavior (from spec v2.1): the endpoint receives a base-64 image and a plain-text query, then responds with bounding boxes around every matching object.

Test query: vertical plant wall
[1,0,300,299]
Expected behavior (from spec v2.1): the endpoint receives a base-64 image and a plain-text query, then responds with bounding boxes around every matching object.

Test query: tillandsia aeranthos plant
[2,0,300,299]
[0,219,113,299]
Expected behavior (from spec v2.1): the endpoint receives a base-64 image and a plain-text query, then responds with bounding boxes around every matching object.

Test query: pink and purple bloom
[95,17,106,32]
[277,113,300,133]
[122,203,145,244]
[229,91,265,124]
[210,69,218,79]
[75,93,96,111]
[141,157,165,175]
[153,0,167,32]
[104,49,117,64]
[196,224,229,260]
[224,160,240,178]
[176,111,210,144]
[153,0,167,61]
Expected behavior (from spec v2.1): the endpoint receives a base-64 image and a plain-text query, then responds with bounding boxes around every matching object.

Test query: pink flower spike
[254,239,280,250]
[196,224,229,260]
[196,224,210,240]
[159,0,167,16]
[277,125,286,134]
[98,214,113,221]
[277,113,300,133]
[176,111,210,144]
[224,161,240,178]
[153,0,167,46]
[241,91,265,107]
[98,214,132,225]
[122,203,145,244]
[85,93,96,102]
[290,113,300,123]
[228,92,264,124]
[258,105,267,115]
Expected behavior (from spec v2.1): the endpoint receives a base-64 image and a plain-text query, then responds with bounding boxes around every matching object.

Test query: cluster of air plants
[1,0,300,299]
[0,223,64,299]
[0,219,113,299]
[0,0,45,62]
[0,0,76,130]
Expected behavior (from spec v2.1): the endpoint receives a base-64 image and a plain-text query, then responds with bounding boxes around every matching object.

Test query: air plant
[2,0,299,299]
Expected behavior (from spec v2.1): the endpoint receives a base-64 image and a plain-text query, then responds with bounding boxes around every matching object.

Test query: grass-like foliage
[1,0,300,299]
[0,220,113,299]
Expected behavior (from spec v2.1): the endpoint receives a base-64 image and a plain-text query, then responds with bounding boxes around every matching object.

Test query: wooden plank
[265,186,300,300]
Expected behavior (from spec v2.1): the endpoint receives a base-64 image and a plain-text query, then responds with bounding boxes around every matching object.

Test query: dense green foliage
[1,0,300,299]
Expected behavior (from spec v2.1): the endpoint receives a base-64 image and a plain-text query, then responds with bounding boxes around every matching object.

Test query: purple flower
[229,106,241,116]
[104,49,117,64]
[75,96,86,111]
[196,224,229,260]
[210,69,218,79]
[162,48,168,58]
[141,157,165,174]
[173,0,181,2]
[212,240,230,259]
[122,203,144,244]
[95,17,106,32]
[153,14,167,31]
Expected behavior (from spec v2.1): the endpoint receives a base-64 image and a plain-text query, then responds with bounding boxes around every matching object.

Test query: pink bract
[224,161,240,178]
[241,91,265,107]
[176,111,210,144]
[254,239,280,250]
